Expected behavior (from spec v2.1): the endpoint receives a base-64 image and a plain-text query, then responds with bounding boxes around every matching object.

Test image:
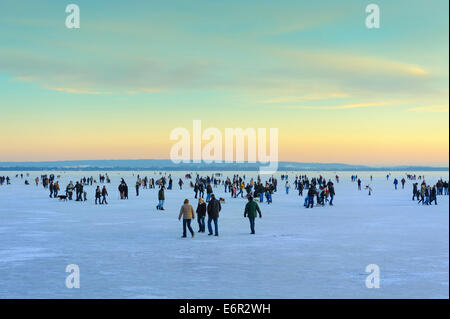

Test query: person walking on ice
[95,186,101,204]
[244,196,262,234]
[285,181,290,194]
[393,178,399,190]
[178,199,195,238]
[157,186,165,210]
[196,198,206,233]
[207,194,221,236]
[101,186,108,204]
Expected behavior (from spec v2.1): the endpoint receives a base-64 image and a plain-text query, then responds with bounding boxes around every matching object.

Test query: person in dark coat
[124,183,128,199]
[412,183,418,200]
[306,186,316,208]
[49,181,54,198]
[157,186,165,210]
[194,183,199,199]
[95,186,101,204]
[430,186,437,205]
[101,186,108,204]
[206,183,213,202]
[198,183,205,198]
[196,198,207,232]
[75,182,83,201]
[328,182,335,206]
[244,196,262,234]
[135,180,140,196]
[207,194,221,236]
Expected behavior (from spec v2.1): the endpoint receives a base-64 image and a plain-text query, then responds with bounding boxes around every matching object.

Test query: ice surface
[0,171,448,298]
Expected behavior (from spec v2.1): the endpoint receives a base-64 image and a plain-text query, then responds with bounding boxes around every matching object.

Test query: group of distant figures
[412,179,448,205]
[2,172,448,211]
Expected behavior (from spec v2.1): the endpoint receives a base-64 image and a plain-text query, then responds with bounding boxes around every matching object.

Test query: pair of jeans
[197,216,205,232]
[248,217,255,234]
[101,196,107,204]
[206,193,211,202]
[157,200,164,208]
[304,196,309,206]
[329,194,334,205]
[307,196,314,208]
[286,187,289,194]
[183,219,194,236]
[259,193,264,203]
[208,217,218,235]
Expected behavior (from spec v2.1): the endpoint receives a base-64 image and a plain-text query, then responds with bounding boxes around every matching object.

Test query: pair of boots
[182,232,194,238]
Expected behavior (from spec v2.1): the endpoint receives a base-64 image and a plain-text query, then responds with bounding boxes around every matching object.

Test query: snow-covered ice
[0,171,448,298]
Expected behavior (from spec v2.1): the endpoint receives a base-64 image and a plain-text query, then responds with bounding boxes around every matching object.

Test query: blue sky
[0,0,448,164]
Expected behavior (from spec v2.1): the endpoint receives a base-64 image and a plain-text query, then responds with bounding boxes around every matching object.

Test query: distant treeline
[0,159,447,172]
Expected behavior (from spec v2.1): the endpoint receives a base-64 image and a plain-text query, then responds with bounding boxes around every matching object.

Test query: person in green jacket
[244,196,262,234]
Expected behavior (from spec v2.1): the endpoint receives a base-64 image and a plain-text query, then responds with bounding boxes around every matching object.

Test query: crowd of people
[412,179,448,205]
[0,176,10,185]
[2,171,448,238]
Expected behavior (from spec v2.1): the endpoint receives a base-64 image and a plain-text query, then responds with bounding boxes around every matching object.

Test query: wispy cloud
[45,87,113,95]
[279,51,429,77]
[407,105,449,113]
[280,101,407,110]
[258,92,350,104]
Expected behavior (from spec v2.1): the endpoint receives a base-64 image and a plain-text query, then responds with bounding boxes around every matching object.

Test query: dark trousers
[183,219,194,237]
[101,196,107,204]
[307,196,314,208]
[208,217,218,235]
[197,216,205,232]
[248,217,255,234]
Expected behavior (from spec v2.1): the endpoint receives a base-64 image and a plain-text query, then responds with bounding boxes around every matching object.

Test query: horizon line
[0,158,448,169]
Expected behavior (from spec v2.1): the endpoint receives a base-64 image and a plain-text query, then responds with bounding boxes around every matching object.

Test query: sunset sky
[0,0,448,166]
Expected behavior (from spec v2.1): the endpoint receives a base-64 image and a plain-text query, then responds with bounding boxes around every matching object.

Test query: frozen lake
[0,171,448,298]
